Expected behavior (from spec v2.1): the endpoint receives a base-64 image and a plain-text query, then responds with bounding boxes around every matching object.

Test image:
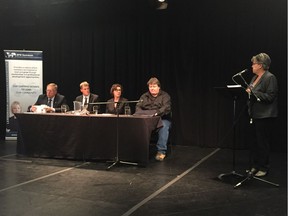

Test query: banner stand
[4,50,43,140]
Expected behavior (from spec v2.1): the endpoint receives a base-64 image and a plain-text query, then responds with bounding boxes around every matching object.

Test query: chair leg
[167,132,173,155]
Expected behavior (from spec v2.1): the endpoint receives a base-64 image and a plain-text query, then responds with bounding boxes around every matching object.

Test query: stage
[0,140,286,216]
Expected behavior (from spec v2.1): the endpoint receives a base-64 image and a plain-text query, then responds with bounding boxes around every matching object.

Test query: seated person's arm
[156,95,171,117]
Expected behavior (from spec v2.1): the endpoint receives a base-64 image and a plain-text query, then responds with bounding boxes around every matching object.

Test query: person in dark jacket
[30,83,68,113]
[136,77,171,161]
[106,83,128,114]
[246,53,278,177]
[75,81,99,113]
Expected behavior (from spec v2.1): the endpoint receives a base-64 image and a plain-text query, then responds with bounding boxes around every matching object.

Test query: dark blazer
[248,71,278,119]
[106,97,128,114]
[34,93,68,112]
[136,90,171,120]
[75,93,99,112]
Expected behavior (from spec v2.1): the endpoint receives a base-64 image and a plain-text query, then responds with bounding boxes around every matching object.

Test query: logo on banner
[5,52,16,58]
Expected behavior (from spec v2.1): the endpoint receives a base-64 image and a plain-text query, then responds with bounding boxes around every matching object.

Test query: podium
[214,85,279,188]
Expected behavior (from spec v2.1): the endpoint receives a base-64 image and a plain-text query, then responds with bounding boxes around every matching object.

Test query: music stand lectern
[215,85,280,188]
[89,100,140,170]
[215,85,245,183]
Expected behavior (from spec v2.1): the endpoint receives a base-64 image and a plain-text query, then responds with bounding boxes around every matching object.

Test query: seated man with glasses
[30,83,68,113]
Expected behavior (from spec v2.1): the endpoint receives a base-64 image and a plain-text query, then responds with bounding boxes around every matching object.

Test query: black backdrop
[0,0,286,151]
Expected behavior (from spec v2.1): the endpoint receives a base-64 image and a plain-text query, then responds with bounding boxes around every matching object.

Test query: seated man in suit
[30,83,68,113]
[75,81,99,113]
[135,77,172,161]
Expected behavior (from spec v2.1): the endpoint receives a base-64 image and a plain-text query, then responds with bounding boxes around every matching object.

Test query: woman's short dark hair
[110,83,123,96]
[251,53,271,70]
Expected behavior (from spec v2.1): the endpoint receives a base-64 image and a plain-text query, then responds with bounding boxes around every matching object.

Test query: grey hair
[251,53,271,70]
[47,83,58,91]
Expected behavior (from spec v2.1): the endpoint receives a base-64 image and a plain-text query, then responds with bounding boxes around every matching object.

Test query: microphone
[233,69,248,77]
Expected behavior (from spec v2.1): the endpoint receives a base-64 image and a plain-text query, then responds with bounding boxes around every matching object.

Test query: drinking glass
[61,105,68,113]
[124,105,131,115]
[93,105,98,114]
[73,101,82,114]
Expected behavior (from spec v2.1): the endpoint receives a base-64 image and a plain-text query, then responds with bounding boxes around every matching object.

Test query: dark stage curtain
[0,0,286,151]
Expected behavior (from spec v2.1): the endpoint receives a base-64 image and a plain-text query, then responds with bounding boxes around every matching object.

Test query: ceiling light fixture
[156,0,168,10]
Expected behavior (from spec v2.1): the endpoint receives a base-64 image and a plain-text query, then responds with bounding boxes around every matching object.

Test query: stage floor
[0,140,286,216]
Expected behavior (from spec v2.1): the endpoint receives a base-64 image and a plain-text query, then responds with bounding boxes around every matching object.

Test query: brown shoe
[155,152,166,161]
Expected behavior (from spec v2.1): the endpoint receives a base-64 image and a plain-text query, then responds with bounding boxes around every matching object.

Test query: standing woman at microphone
[246,53,278,177]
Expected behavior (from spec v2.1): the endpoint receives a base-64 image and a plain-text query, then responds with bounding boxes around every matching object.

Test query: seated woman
[106,84,128,114]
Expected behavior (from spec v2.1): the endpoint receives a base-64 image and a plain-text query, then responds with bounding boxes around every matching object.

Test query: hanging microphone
[233,69,248,77]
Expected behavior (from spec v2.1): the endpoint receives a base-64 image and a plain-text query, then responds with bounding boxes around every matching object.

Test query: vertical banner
[4,50,43,140]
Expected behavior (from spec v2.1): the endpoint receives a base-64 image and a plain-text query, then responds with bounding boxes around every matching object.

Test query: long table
[16,113,162,165]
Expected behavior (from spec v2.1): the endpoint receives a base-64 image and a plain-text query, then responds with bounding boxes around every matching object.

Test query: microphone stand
[232,73,261,102]
[89,100,141,170]
[218,88,244,181]
[234,169,279,188]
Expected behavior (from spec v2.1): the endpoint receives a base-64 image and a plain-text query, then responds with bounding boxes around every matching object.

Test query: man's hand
[44,107,55,113]
[30,106,37,112]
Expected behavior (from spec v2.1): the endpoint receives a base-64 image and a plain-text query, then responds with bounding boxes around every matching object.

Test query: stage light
[156,0,168,10]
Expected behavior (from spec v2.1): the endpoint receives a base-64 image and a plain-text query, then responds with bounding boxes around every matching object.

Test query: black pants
[250,118,275,172]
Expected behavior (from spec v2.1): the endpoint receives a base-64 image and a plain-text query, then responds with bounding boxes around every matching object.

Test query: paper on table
[34,105,48,113]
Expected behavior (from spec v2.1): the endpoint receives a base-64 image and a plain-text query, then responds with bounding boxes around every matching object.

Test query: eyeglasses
[149,85,159,88]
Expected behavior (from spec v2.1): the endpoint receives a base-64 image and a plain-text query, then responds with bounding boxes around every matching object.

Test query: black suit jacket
[106,97,128,114]
[75,93,99,112]
[34,93,68,112]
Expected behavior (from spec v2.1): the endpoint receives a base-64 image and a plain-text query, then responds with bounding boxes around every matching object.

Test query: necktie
[84,97,88,106]
[47,98,52,107]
